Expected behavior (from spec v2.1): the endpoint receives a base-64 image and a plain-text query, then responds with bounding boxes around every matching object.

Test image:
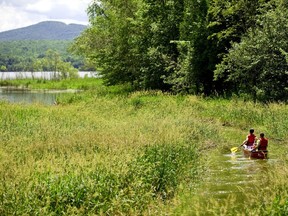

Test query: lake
[0,71,95,105]
[0,87,80,105]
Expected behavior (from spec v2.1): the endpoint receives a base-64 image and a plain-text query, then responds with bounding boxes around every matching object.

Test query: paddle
[230,145,242,153]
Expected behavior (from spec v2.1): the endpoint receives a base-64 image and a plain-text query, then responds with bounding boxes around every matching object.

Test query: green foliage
[39,49,79,79]
[208,0,262,43]
[0,65,7,71]
[0,40,88,71]
[71,0,142,86]
[166,0,212,94]
[72,0,184,90]
[128,143,197,201]
[207,0,266,94]
[215,2,288,101]
[70,0,288,101]
[136,0,184,90]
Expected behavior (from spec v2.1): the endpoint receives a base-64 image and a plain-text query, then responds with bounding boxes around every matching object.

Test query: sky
[0,0,92,32]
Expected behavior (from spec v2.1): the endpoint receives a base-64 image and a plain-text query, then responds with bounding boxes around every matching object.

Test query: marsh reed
[0,79,287,215]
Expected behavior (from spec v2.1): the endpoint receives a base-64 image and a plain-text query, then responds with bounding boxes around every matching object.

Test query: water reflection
[0,87,55,105]
[194,152,272,202]
[0,87,79,105]
[0,72,97,104]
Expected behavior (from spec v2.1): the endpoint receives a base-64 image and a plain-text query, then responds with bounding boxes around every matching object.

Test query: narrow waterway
[191,151,274,212]
[200,153,269,197]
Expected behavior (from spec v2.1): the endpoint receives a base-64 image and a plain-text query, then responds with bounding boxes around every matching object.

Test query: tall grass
[0,77,105,90]
[0,88,201,215]
[0,80,287,215]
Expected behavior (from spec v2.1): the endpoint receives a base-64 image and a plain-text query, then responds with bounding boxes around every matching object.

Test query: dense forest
[0,40,91,72]
[71,0,288,102]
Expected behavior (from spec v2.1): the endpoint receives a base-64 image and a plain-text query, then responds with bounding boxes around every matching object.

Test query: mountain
[0,21,87,41]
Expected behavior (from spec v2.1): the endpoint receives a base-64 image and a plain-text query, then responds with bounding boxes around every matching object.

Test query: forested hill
[0,21,89,71]
[0,21,87,41]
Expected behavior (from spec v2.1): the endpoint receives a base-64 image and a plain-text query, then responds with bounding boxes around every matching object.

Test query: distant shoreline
[0,71,98,80]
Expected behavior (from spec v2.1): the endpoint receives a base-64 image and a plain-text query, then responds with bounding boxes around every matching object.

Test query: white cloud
[25,0,53,13]
[25,0,91,17]
[0,2,47,32]
[0,0,91,32]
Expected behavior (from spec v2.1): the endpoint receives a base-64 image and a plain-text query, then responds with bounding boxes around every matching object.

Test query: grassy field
[0,78,287,215]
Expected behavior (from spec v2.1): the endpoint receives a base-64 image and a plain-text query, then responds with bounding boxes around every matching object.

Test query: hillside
[0,21,90,71]
[0,40,90,71]
[0,21,87,41]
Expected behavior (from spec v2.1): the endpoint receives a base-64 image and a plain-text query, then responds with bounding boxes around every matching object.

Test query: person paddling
[241,128,257,150]
[254,133,268,151]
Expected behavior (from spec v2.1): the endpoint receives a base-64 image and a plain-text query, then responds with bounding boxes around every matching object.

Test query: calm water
[0,87,55,105]
[192,151,275,211]
[0,71,95,105]
[0,87,80,105]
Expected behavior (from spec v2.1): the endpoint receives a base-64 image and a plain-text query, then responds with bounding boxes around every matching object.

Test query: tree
[214,1,288,101]
[71,0,184,90]
[135,0,184,90]
[207,0,265,94]
[45,49,61,72]
[36,49,79,79]
[71,0,142,86]
[0,40,83,72]
[0,65,7,72]
[165,0,211,94]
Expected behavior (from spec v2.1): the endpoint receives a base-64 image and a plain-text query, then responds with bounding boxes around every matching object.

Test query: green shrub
[126,143,197,201]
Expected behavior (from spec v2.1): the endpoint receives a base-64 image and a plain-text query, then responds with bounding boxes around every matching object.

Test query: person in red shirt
[241,128,257,150]
[254,133,268,151]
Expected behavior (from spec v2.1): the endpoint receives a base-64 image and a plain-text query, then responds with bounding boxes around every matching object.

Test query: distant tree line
[0,40,93,72]
[71,0,288,102]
